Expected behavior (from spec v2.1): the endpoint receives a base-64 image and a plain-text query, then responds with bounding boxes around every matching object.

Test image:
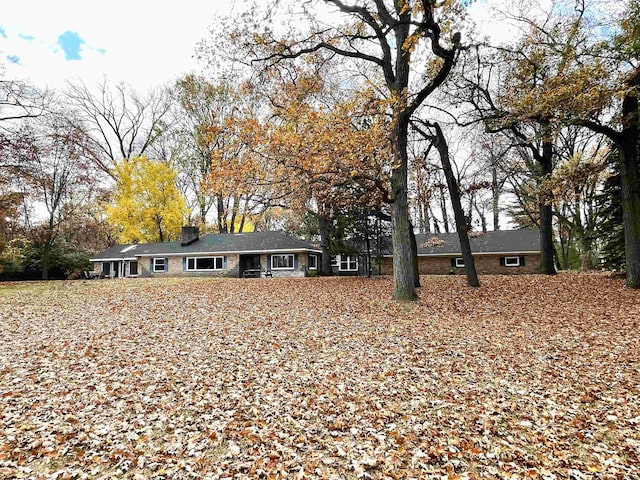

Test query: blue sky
[0,0,237,90]
[57,31,88,61]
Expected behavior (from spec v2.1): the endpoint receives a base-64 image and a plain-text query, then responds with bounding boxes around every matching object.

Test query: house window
[504,256,521,267]
[271,254,294,270]
[330,255,338,267]
[455,257,465,268]
[308,254,318,270]
[153,258,166,272]
[186,256,224,271]
[339,255,358,272]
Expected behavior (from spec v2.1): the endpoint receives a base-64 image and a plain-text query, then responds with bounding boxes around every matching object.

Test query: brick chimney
[180,226,199,246]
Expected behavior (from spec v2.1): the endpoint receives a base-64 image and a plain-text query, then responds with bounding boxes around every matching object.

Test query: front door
[128,260,138,276]
[239,254,261,278]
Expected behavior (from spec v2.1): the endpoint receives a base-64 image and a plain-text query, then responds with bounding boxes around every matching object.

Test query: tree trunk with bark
[217,196,227,233]
[390,115,417,300]
[432,123,480,287]
[439,186,450,233]
[538,139,557,275]
[618,68,640,287]
[580,69,640,287]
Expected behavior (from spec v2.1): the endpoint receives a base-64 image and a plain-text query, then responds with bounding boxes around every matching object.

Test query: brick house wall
[137,253,310,278]
[381,254,540,275]
[471,254,539,274]
[138,256,237,277]
[223,255,240,276]
[138,257,175,277]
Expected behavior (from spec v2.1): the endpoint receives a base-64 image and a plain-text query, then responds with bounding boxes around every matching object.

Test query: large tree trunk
[229,196,239,233]
[439,187,450,233]
[390,117,417,300]
[217,195,227,233]
[619,145,640,287]
[538,139,557,275]
[157,220,164,243]
[582,69,639,287]
[619,82,640,287]
[432,122,479,288]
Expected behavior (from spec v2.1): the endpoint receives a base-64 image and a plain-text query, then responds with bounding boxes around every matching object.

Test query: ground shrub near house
[0,274,638,479]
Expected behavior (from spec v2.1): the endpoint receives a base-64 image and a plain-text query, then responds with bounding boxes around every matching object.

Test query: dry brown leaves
[0,273,638,480]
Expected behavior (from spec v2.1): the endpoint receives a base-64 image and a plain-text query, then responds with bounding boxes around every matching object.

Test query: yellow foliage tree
[227,217,255,233]
[107,157,189,243]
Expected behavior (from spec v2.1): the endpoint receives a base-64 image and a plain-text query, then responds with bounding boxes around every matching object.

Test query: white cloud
[1,0,240,91]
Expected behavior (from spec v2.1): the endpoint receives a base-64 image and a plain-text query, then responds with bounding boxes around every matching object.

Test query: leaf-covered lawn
[0,274,638,480]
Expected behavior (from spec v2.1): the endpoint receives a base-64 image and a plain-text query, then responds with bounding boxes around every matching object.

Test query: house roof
[90,231,322,261]
[382,229,540,256]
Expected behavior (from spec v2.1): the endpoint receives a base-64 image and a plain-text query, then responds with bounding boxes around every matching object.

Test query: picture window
[271,254,294,270]
[186,256,224,271]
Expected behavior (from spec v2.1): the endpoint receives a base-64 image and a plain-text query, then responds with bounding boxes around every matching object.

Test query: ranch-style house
[90,228,322,279]
[90,227,540,278]
[378,229,541,275]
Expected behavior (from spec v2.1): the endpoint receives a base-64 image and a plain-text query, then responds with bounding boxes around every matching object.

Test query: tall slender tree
[412,120,480,287]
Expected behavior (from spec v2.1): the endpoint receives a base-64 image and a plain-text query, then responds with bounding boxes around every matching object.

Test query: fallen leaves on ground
[0,273,638,479]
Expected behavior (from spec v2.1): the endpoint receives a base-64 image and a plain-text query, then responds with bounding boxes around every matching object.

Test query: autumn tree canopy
[260,71,391,273]
[206,0,467,299]
[173,74,268,234]
[451,0,640,286]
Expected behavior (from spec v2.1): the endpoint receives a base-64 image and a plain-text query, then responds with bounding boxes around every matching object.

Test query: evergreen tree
[596,158,625,270]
